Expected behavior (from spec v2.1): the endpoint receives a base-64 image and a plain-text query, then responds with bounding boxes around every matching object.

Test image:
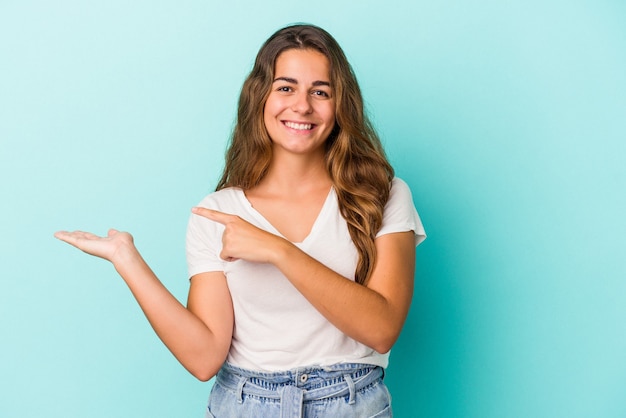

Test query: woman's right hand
[54,229,136,264]
[54,227,233,380]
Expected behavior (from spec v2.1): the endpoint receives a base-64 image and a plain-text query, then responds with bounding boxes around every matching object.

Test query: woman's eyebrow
[273,77,330,87]
[274,76,298,83]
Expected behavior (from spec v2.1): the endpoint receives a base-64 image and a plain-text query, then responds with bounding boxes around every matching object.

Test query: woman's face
[263,48,336,158]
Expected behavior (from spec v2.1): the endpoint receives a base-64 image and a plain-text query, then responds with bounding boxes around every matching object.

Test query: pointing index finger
[191,207,234,225]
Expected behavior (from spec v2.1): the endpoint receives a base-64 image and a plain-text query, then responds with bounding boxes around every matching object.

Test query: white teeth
[284,121,312,130]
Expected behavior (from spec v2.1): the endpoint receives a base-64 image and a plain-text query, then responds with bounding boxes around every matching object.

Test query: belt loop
[236,376,247,404]
[343,373,356,405]
[280,385,304,418]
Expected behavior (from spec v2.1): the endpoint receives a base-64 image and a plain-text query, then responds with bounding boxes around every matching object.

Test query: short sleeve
[185,197,227,279]
[376,178,426,246]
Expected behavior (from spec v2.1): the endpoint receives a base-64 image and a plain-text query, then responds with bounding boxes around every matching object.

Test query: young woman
[55,24,425,417]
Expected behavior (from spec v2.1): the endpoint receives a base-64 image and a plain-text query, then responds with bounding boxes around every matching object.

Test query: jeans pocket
[204,384,218,418]
[368,404,392,418]
[363,379,392,418]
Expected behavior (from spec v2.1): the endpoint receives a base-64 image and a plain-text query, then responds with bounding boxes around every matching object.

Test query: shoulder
[386,177,415,208]
[389,177,412,197]
[187,187,245,236]
[196,187,245,211]
[379,177,426,245]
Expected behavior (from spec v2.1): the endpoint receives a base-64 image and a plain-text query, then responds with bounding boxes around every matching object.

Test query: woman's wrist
[268,236,297,266]
[110,236,143,272]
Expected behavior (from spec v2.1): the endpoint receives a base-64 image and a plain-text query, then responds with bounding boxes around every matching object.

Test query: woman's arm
[54,229,233,381]
[274,231,415,354]
[193,208,415,353]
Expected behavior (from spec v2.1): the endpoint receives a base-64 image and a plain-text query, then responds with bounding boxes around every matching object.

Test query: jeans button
[299,374,308,383]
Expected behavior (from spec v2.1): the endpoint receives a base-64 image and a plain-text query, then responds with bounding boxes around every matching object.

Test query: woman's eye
[277,86,292,92]
[312,90,330,98]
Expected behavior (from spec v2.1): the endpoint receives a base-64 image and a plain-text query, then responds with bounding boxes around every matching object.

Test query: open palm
[54,229,134,262]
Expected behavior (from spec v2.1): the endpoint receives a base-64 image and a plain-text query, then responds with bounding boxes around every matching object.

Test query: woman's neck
[253,152,332,196]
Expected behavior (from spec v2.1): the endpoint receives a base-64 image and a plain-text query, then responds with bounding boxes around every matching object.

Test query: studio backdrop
[1,1,625,417]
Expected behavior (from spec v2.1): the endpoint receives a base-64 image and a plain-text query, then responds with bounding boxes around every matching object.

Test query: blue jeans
[205,362,392,417]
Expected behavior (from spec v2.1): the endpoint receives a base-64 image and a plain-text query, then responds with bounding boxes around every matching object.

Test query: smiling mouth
[283,121,314,131]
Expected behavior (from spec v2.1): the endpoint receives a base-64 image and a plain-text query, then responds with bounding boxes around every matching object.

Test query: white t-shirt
[186,177,426,372]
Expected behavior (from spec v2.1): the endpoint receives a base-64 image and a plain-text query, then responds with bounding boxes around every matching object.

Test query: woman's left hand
[192,207,287,264]
[192,207,416,354]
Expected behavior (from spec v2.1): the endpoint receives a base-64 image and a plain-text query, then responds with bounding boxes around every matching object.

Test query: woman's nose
[290,92,313,114]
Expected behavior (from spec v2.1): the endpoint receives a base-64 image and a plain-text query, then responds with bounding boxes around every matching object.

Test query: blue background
[1,1,625,417]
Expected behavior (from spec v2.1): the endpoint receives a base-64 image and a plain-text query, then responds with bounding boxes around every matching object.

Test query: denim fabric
[205,362,392,418]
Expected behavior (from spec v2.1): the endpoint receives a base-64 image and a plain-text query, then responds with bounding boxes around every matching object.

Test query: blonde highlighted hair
[217,24,394,284]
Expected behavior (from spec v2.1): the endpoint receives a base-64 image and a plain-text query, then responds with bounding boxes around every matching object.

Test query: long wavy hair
[216,24,394,284]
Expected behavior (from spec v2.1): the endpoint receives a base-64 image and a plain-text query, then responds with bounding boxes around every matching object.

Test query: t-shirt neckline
[235,187,335,245]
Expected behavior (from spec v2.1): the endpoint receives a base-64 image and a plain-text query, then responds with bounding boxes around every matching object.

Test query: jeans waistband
[216,362,383,412]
